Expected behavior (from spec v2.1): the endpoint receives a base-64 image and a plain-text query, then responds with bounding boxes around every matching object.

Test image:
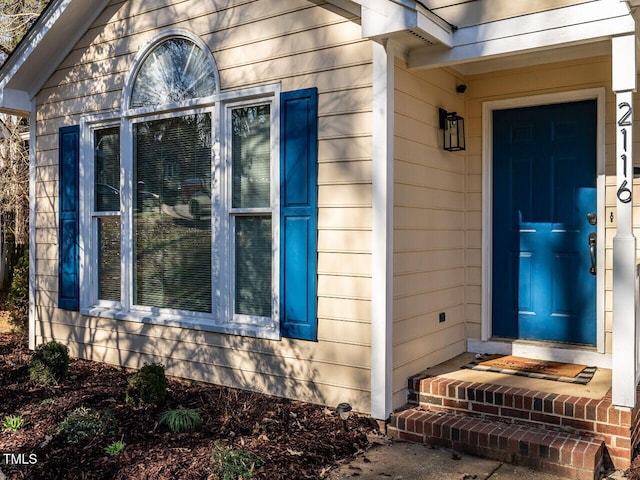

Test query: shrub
[104,440,126,456]
[58,406,117,444]
[159,407,202,433]
[125,363,168,407]
[2,414,27,432]
[7,251,29,336]
[210,441,263,480]
[29,341,70,385]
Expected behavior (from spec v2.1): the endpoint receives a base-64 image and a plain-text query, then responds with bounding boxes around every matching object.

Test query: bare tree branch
[0,1,47,247]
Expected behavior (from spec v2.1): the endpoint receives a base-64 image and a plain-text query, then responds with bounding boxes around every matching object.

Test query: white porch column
[371,40,395,420]
[612,34,637,408]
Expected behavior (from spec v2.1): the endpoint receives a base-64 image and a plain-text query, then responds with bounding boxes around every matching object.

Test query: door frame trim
[481,88,606,353]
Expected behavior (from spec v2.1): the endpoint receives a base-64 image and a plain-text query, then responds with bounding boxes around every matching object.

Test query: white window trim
[223,97,281,329]
[79,85,282,340]
[121,28,221,114]
[79,112,121,312]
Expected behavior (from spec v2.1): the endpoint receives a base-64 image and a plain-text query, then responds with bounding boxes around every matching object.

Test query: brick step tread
[389,409,607,480]
[408,375,630,430]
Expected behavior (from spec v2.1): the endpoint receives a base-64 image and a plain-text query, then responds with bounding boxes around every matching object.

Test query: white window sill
[80,307,281,340]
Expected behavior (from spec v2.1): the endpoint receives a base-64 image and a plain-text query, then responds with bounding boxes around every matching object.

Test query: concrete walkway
[327,441,627,480]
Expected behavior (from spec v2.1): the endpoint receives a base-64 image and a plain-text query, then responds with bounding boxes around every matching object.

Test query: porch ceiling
[406,0,634,71]
[447,40,612,76]
[340,0,635,75]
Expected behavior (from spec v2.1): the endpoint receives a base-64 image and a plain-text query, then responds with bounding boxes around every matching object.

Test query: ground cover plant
[158,407,203,433]
[0,333,373,479]
[1,415,27,433]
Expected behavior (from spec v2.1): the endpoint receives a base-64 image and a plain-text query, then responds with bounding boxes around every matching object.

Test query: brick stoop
[386,371,640,479]
[388,409,607,480]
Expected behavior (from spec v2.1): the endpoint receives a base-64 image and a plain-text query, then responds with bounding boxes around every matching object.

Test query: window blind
[134,113,212,312]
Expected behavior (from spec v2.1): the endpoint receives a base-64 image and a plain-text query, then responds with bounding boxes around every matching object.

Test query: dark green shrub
[29,341,70,385]
[159,407,202,433]
[125,363,168,407]
[7,251,29,336]
[211,441,263,480]
[58,406,117,444]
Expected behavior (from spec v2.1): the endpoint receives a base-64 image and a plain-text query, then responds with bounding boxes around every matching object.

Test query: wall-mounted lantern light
[439,108,465,152]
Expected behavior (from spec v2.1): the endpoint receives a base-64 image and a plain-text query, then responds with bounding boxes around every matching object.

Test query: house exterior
[3,0,640,472]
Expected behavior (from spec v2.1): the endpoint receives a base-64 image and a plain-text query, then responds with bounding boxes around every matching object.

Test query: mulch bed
[0,333,377,479]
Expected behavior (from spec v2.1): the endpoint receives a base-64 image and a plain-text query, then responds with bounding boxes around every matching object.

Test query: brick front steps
[389,409,607,479]
[387,371,640,479]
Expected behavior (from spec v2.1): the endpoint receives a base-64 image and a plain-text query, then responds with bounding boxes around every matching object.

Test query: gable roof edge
[0,0,110,115]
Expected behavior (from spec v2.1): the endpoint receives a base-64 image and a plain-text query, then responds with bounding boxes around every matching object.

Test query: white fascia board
[408,0,634,69]
[362,1,417,39]
[0,0,73,91]
[323,0,361,17]
[415,5,453,46]
[361,0,452,46]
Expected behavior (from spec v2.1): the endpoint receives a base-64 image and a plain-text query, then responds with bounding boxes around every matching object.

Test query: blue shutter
[280,88,318,341]
[58,125,80,311]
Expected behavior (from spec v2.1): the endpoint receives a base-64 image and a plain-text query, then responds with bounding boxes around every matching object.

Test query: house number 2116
[617,101,632,204]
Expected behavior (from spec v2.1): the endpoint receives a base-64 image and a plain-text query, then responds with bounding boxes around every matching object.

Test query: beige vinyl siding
[34,0,373,412]
[465,56,614,350]
[392,60,467,409]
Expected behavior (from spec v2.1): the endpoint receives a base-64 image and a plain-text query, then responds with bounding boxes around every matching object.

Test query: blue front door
[492,100,597,345]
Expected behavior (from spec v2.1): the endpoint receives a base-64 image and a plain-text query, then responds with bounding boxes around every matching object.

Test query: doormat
[462,355,597,384]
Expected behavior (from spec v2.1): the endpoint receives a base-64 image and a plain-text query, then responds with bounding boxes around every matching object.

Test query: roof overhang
[334,0,636,73]
[0,0,110,116]
[1,0,637,117]
[408,0,635,71]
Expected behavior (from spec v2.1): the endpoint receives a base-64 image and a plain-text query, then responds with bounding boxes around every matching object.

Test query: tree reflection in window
[130,37,217,108]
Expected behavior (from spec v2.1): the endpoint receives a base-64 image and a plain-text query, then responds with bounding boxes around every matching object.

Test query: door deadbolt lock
[586,213,597,225]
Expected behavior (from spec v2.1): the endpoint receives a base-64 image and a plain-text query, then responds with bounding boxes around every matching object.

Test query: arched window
[83,30,287,337]
[129,36,218,108]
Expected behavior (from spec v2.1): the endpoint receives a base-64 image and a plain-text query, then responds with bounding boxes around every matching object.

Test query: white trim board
[480,88,607,361]
[28,103,36,350]
[371,40,395,421]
